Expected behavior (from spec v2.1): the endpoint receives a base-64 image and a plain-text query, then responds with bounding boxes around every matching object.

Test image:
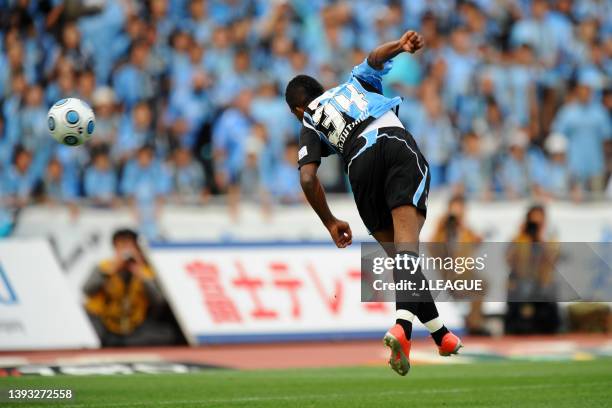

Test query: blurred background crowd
[0,0,611,237]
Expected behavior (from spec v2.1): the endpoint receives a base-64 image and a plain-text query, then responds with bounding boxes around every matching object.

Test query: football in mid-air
[47,97,95,146]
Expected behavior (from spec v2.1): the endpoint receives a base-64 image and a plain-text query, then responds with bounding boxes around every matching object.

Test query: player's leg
[379,127,461,357]
[392,205,462,356]
[372,226,418,339]
[376,130,446,349]
[347,143,414,373]
[373,226,418,376]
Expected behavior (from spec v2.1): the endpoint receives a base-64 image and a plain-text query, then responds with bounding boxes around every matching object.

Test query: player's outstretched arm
[367,30,424,70]
[300,163,352,248]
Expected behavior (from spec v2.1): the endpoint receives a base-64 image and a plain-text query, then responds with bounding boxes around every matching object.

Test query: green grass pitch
[3,359,611,407]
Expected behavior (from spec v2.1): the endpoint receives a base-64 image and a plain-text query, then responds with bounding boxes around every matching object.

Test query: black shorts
[347,126,430,234]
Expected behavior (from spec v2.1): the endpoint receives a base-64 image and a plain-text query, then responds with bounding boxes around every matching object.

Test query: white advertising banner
[0,240,100,350]
[150,243,462,345]
[13,199,612,298]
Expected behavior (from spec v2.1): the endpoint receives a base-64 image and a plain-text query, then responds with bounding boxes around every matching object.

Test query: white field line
[54,354,163,365]
[63,381,611,408]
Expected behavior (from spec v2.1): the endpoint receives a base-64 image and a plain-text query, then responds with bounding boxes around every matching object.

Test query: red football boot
[382,324,411,376]
[438,331,463,356]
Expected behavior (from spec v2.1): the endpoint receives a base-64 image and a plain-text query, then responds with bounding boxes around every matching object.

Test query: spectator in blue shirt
[534,133,571,201]
[552,81,611,193]
[121,145,171,202]
[510,0,559,68]
[149,0,177,46]
[53,21,93,74]
[212,48,258,107]
[19,83,53,178]
[271,45,316,89]
[448,132,493,200]
[45,60,78,107]
[168,30,192,89]
[84,150,117,207]
[212,88,253,190]
[250,80,293,160]
[110,15,147,76]
[90,87,120,151]
[270,141,303,205]
[166,45,214,149]
[37,157,78,204]
[77,69,96,106]
[121,145,171,240]
[239,129,267,205]
[116,102,154,162]
[2,146,37,207]
[504,44,538,127]
[472,97,514,159]
[76,0,126,84]
[169,37,202,93]
[184,0,214,46]
[412,94,457,188]
[440,26,480,111]
[0,115,14,171]
[205,26,234,79]
[498,131,533,199]
[170,147,207,202]
[113,41,155,110]
[397,94,426,135]
[3,71,26,144]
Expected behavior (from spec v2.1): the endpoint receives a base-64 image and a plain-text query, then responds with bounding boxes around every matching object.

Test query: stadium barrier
[8,199,612,347]
[13,198,612,296]
[149,241,463,344]
[0,239,100,350]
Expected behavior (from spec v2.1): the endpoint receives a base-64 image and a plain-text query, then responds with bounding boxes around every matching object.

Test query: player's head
[285,75,324,121]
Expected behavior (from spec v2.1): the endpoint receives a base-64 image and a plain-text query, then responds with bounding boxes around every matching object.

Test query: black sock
[417,301,440,323]
[395,302,417,339]
[395,318,413,338]
[431,325,450,346]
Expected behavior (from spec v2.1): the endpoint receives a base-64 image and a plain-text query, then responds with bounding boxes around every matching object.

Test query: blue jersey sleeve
[350,58,393,94]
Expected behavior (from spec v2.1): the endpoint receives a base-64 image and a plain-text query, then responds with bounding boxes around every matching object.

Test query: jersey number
[311,84,367,145]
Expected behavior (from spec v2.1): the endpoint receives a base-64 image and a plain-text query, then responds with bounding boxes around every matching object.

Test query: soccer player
[285,30,462,376]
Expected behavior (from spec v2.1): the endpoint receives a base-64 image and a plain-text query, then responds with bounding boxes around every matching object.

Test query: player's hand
[326,219,352,248]
[398,30,424,54]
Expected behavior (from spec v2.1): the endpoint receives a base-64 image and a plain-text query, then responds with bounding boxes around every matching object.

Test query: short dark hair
[12,144,30,164]
[112,228,139,246]
[449,194,465,207]
[285,75,324,110]
[526,204,545,220]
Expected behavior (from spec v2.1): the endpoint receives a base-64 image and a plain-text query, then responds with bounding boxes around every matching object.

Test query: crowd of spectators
[0,0,610,238]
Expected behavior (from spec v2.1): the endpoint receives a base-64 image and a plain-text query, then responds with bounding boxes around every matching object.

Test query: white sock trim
[423,317,443,333]
[395,309,415,322]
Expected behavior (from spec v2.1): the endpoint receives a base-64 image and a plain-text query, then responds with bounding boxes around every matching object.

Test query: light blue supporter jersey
[298,59,402,167]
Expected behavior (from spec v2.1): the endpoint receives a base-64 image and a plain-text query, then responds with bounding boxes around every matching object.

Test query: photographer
[430,195,488,335]
[83,229,181,346]
[431,195,481,244]
[505,205,560,334]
